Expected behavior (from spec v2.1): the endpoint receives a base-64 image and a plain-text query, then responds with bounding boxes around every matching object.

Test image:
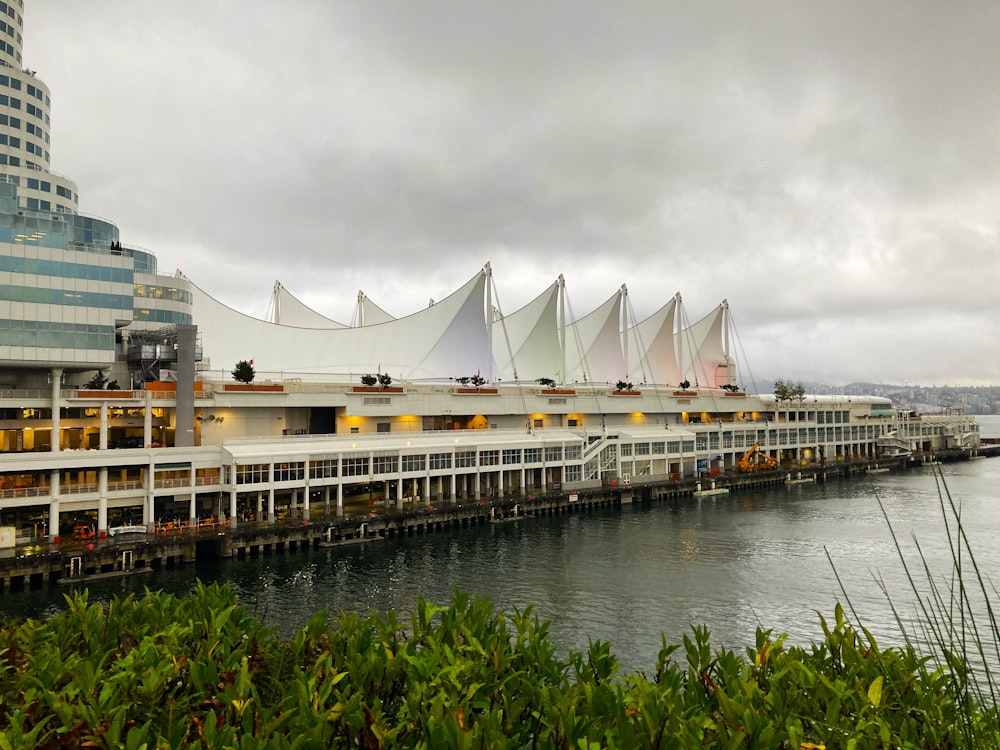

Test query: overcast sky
[26,1,1000,386]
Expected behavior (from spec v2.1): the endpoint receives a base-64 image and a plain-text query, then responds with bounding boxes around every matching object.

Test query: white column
[336,482,344,517]
[49,469,60,540]
[520,467,527,497]
[50,368,62,452]
[450,473,457,504]
[144,392,153,447]
[268,463,276,522]
[229,488,238,528]
[257,491,264,521]
[323,486,330,516]
[144,460,154,527]
[99,403,109,450]
[424,475,431,507]
[303,477,311,521]
[188,493,197,525]
[98,468,108,536]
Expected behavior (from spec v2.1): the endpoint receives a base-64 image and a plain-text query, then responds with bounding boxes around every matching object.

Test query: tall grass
[829,466,1000,747]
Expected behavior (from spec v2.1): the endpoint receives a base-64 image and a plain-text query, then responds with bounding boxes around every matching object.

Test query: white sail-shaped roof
[190,269,490,380]
[357,292,396,326]
[563,288,626,384]
[628,294,681,385]
[678,303,728,387]
[492,280,561,382]
[272,282,347,328]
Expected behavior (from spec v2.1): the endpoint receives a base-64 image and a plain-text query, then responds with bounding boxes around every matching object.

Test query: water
[4,415,1000,675]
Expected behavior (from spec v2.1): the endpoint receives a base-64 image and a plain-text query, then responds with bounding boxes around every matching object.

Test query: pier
[2,448,994,595]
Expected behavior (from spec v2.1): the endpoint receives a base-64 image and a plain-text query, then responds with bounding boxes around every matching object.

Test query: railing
[153,478,191,489]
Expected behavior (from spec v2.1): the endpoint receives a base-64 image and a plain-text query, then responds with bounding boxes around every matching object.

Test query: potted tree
[538,377,574,395]
[612,380,640,395]
[673,379,697,396]
[455,373,497,394]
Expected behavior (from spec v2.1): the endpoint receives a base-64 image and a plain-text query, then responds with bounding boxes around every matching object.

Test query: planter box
[724,391,747,397]
[455,387,498,394]
[672,390,698,396]
[541,389,576,395]
[77,390,136,399]
[611,390,641,396]
[223,384,284,392]
[352,386,403,393]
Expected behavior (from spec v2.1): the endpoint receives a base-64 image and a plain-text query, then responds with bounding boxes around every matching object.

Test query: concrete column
[99,403,109,450]
[175,324,197,447]
[303,479,311,521]
[498,471,505,499]
[290,489,298,516]
[229,488,238,528]
[49,469,60,540]
[336,482,344,517]
[323,486,330,516]
[450,473,456,504]
[144,393,153,447]
[50,367,62,452]
[424,476,431,507]
[98,468,108,536]
[257,491,264,521]
[520,468,527,497]
[188,493,197,525]
[268,463,276,522]
[475,470,481,499]
[145,459,154,527]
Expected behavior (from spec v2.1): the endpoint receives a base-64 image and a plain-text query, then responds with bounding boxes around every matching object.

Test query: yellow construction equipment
[737,441,777,472]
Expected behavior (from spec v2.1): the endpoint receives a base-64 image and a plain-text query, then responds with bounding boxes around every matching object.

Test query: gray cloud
[27,0,1000,384]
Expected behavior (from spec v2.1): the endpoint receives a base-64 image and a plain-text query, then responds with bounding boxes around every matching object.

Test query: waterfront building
[0,2,980,545]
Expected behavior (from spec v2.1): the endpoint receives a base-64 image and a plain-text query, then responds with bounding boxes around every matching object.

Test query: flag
[249,359,254,366]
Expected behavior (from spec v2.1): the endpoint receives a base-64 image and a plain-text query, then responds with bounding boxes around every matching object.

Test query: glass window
[401,454,425,472]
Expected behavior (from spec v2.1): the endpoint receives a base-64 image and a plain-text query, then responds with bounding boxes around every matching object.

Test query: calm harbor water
[4,414,1000,675]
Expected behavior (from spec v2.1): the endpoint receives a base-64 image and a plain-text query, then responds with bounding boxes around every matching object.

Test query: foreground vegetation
[0,580,997,749]
[3,472,998,747]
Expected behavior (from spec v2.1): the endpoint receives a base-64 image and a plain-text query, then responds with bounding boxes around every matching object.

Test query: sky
[25,1,1000,386]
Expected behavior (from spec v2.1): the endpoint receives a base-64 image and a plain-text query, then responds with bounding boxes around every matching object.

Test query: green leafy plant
[232,360,255,384]
[360,373,377,386]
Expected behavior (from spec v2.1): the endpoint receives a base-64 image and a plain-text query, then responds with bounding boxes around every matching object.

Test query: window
[620,444,633,457]
[429,452,451,470]
[274,462,304,482]
[401,454,425,472]
[523,448,541,464]
[309,459,337,478]
[372,455,397,475]
[544,446,562,462]
[652,442,665,454]
[565,445,582,460]
[455,450,476,468]
[479,450,499,466]
[236,464,268,484]
[502,449,521,464]
[376,422,390,433]
[342,457,369,476]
